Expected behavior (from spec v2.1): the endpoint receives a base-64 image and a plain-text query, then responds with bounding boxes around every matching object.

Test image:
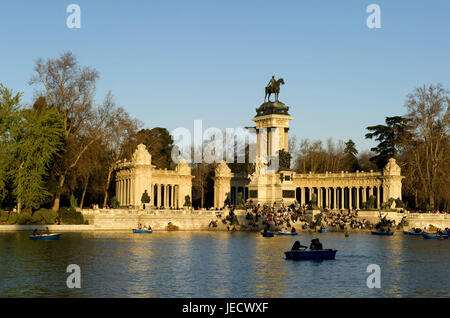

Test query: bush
[17,210,32,225]
[32,208,58,224]
[395,198,406,209]
[7,212,18,224]
[110,196,119,209]
[0,211,9,222]
[58,207,84,224]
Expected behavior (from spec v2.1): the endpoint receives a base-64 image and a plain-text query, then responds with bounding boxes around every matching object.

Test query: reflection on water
[0,231,448,297]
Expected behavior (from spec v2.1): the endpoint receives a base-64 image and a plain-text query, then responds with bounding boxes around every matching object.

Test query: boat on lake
[371,231,394,236]
[318,229,329,233]
[403,230,423,236]
[285,249,337,260]
[422,233,449,240]
[132,229,152,234]
[29,233,61,240]
[261,231,274,237]
[278,231,298,236]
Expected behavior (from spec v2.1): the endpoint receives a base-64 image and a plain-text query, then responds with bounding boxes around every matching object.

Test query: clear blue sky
[1,0,449,152]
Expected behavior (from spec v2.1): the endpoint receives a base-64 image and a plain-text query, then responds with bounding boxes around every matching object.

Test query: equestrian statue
[265,75,285,102]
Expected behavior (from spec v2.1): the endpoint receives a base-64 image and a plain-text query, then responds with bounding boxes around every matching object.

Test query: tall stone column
[156,184,160,207]
[325,188,328,208]
[362,187,366,206]
[333,188,337,210]
[301,187,305,206]
[349,187,353,209]
[340,188,344,210]
[356,187,360,209]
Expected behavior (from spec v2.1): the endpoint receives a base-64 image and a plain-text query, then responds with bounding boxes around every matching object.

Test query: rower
[310,238,323,250]
[291,241,307,251]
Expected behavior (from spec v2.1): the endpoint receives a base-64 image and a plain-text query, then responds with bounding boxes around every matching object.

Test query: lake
[0,231,448,297]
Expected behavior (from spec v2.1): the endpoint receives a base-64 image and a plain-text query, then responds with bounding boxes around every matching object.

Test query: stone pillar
[340,188,344,210]
[349,187,353,209]
[157,184,161,207]
[362,187,366,206]
[301,187,305,206]
[333,188,337,210]
[325,188,329,209]
[356,187,360,209]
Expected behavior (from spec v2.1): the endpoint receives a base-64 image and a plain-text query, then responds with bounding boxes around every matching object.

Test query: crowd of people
[215,201,374,232]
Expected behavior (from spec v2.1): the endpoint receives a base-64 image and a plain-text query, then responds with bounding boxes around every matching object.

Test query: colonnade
[116,178,132,207]
[116,179,180,208]
[230,186,249,205]
[295,186,383,210]
[152,184,179,209]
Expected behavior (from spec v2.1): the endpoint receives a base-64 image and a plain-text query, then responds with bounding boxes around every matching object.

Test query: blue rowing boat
[285,249,337,260]
[261,231,274,237]
[132,229,152,234]
[403,230,423,236]
[318,229,329,233]
[371,231,394,236]
[29,233,61,240]
[422,233,449,240]
[278,231,298,236]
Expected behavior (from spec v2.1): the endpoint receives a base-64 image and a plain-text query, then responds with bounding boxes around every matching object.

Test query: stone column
[362,187,366,206]
[156,184,160,207]
[121,180,124,206]
[333,188,337,210]
[325,188,328,209]
[340,188,344,210]
[349,187,353,209]
[356,187,360,209]
[300,188,305,206]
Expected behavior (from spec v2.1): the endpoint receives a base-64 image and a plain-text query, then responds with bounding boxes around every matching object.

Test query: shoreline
[0,224,406,233]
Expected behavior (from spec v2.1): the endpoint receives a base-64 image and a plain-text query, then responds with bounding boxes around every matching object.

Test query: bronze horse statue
[265,78,285,102]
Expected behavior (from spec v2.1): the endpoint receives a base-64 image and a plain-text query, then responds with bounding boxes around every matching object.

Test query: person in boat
[43,227,50,235]
[263,223,270,233]
[291,240,307,251]
[32,229,40,236]
[138,223,142,230]
[291,227,296,233]
[309,238,323,250]
[147,225,152,231]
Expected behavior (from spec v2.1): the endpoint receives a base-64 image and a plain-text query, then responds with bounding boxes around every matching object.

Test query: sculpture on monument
[250,156,268,181]
[265,75,285,102]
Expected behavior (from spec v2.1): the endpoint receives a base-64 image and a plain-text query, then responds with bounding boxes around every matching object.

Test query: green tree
[365,116,410,169]
[124,128,175,169]
[0,84,21,205]
[9,102,64,211]
[343,139,360,172]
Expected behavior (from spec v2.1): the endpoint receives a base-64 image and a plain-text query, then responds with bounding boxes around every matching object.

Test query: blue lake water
[0,231,448,297]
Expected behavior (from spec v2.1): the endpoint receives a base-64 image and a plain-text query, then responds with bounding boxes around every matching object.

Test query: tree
[0,84,21,206]
[403,84,449,209]
[100,95,140,207]
[9,97,64,212]
[124,128,174,169]
[192,161,215,208]
[30,52,120,211]
[365,116,410,169]
[343,139,360,172]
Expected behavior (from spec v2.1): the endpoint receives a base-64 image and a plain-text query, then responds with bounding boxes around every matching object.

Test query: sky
[1,0,449,152]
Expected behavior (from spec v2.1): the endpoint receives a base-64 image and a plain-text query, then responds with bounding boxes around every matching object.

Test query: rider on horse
[267,75,276,91]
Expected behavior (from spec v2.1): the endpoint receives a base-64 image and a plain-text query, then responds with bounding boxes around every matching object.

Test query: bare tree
[404,84,449,209]
[30,52,121,211]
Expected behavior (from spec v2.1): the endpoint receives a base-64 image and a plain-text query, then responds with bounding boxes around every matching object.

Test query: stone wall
[82,209,223,230]
[357,211,450,229]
